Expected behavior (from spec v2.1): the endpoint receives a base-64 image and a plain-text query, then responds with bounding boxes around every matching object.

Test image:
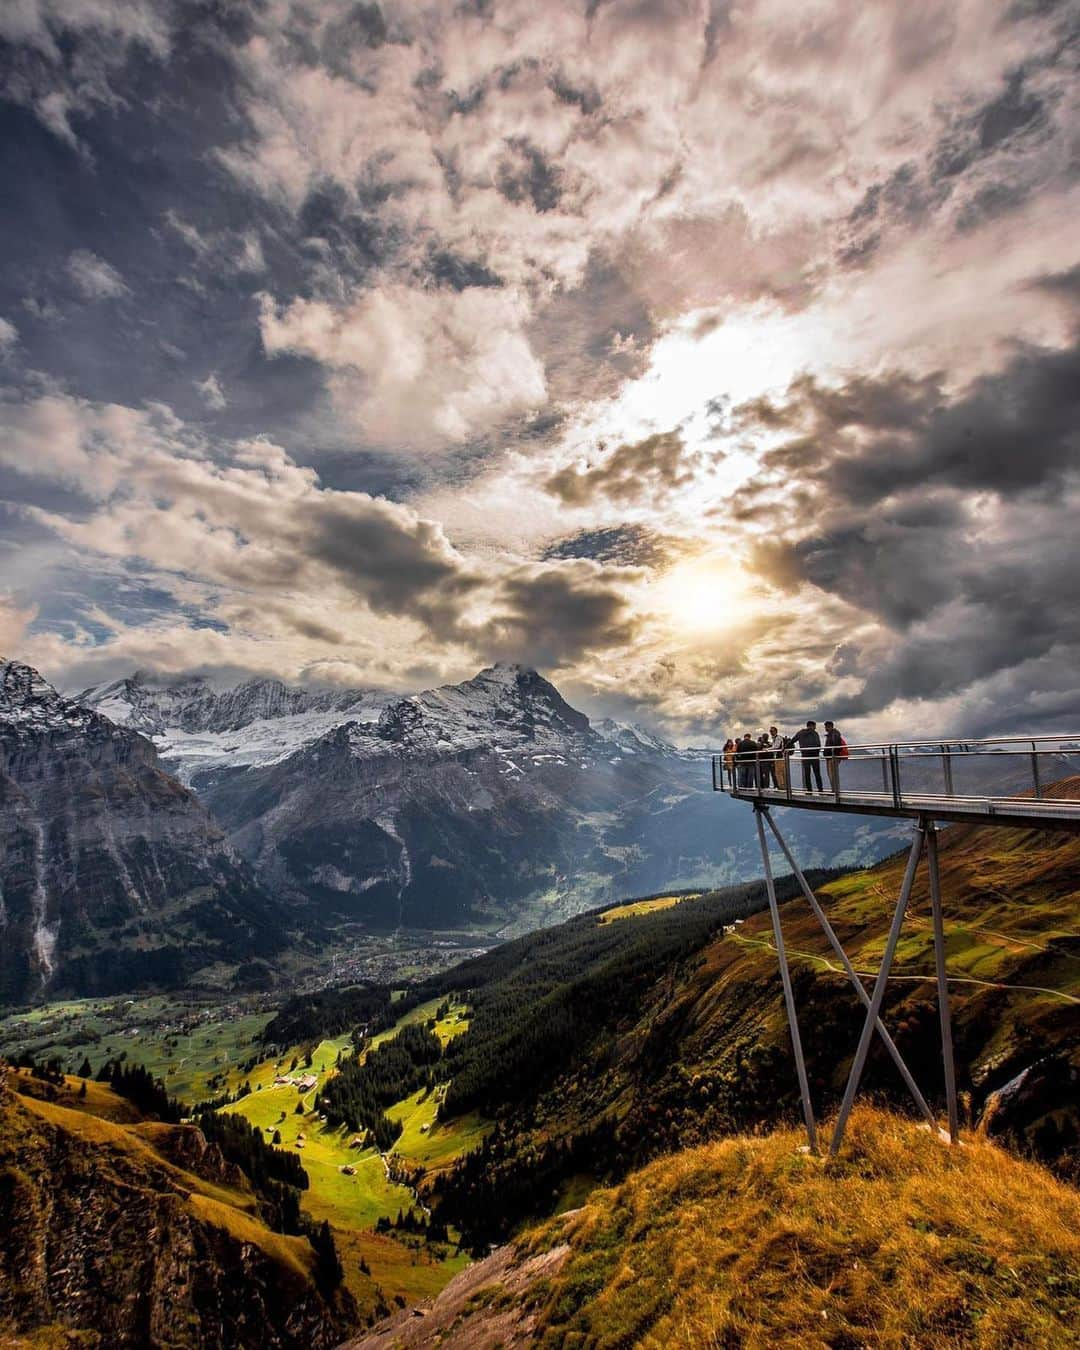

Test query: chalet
[349,1136,366,1149]
[295,1074,318,1091]
[340,1164,356,1176]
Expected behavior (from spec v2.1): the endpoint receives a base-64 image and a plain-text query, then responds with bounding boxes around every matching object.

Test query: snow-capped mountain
[77,670,388,787]
[75,662,906,937]
[0,658,286,1002]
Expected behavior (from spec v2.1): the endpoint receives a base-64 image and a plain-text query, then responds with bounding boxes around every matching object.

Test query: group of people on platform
[721,721,848,794]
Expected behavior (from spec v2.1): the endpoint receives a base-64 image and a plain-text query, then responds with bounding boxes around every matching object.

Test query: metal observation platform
[712,734,1080,1157]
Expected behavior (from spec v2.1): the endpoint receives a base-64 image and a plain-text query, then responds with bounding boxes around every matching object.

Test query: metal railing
[711,733,1080,818]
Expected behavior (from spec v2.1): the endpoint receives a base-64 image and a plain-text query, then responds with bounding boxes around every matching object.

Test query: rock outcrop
[0,1068,355,1348]
[0,658,288,1002]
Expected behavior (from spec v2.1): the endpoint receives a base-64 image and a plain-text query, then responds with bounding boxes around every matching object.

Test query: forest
[320,1022,445,1149]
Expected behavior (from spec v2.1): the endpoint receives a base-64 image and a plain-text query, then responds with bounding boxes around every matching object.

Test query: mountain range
[78,662,905,934]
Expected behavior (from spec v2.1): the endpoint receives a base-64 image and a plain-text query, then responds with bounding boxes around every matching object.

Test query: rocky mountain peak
[1,658,100,739]
[373,663,590,751]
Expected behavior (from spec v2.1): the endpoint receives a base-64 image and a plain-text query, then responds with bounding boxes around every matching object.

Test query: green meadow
[0,990,489,1312]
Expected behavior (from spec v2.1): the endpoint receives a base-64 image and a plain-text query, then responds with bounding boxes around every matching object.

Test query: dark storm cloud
[304,497,481,638]
[741,334,1080,504]
[485,562,639,668]
[545,431,701,508]
[531,255,655,405]
[824,528,1080,719]
[542,524,676,569]
[495,138,564,213]
[740,323,1080,720]
[840,47,1073,265]
[1027,261,1080,300]
[427,248,503,291]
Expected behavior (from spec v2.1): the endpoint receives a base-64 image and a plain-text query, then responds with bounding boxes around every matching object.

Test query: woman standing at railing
[722,738,736,788]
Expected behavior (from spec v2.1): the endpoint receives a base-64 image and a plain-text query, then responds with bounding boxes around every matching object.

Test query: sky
[1,0,1078,742]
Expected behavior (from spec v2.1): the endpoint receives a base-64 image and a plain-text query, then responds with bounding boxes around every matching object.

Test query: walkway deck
[712,734,1080,832]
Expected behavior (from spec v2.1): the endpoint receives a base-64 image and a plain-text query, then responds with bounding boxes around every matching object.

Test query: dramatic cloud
[2,0,1079,738]
[545,431,705,508]
[259,284,546,447]
[0,391,639,683]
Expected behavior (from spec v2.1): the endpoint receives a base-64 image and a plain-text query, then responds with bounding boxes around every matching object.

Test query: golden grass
[186,1193,314,1285]
[599,895,700,924]
[524,1106,1080,1348]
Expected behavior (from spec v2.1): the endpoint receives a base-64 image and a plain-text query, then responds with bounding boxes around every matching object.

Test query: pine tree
[312,1219,343,1294]
[78,1057,92,1079]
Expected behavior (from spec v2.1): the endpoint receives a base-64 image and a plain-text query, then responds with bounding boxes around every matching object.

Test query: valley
[3,656,1079,1346]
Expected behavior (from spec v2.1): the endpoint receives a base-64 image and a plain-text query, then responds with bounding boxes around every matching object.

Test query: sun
[652,555,756,635]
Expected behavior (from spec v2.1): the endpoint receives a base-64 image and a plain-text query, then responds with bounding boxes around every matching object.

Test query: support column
[829,823,926,1157]
[926,821,959,1142]
[754,805,818,1154]
[763,810,936,1130]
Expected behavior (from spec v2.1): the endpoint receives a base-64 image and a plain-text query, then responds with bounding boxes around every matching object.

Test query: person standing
[791,720,823,792]
[768,725,787,789]
[735,731,758,789]
[823,720,843,793]
[722,738,736,788]
[757,732,776,789]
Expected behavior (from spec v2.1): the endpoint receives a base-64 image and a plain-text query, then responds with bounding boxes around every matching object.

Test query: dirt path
[729,932,1080,1005]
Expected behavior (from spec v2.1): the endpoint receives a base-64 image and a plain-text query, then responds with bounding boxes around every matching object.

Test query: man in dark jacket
[735,732,759,789]
[791,720,823,792]
[823,720,843,792]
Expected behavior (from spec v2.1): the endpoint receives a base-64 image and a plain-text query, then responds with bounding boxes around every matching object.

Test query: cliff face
[0,1069,354,1348]
[0,659,288,1003]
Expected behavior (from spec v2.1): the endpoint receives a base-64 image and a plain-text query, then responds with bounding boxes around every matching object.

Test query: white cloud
[0,318,17,350]
[66,250,129,300]
[196,373,227,411]
[259,284,546,448]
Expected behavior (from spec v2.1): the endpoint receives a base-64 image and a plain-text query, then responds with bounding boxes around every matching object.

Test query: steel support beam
[829,823,926,1157]
[754,805,818,1154]
[926,822,959,1142]
[762,810,937,1130]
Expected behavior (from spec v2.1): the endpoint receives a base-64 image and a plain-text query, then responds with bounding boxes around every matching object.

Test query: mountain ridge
[0,657,288,1002]
[78,661,900,932]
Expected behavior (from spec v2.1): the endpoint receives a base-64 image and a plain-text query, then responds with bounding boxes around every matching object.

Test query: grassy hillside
[218,995,476,1313]
[429,811,1080,1247]
[0,1067,354,1348]
[360,1106,1080,1349]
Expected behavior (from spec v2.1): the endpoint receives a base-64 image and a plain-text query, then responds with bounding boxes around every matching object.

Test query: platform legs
[762,810,936,1130]
[754,805,819,1154]
[926,822,959,1143]
[829,825,926,1156]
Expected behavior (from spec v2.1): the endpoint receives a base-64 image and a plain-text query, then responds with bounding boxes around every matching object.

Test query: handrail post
[889,745,902,809]
[1031,743,1042,799]
[942,744,954,796]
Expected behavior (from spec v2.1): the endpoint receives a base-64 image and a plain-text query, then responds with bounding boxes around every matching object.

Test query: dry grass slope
[520,1106,1080,1348]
